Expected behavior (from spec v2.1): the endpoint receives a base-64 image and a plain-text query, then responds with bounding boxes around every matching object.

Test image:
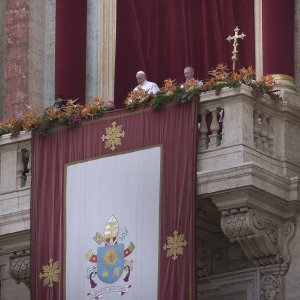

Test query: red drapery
[31,101,198,299]
[114,0,255,107]
[262,0,294,76]
[55,0,87,105]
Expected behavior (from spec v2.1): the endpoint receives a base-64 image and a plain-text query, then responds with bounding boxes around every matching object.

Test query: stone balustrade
[0,132,31,236]
[198,84,300,198]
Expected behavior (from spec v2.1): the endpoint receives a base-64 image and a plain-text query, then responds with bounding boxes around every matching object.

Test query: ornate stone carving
[261,274,280,300]
[196,198,252,277]
[253,111,275,155]
[221,207,295,266]
[9,249,30,290]
[16,147,31,188]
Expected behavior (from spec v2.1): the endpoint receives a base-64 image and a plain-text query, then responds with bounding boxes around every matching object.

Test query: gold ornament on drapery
[39,258,60,287]
[101,122,125,151]
[163,231,187,260]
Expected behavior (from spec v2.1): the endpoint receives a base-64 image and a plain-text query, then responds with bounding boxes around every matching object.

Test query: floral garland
[124,64,281,109]
[0,64,281,138]
[0,98,109,138]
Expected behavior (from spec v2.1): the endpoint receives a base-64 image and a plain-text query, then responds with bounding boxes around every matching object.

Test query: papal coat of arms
[85,216,135,299]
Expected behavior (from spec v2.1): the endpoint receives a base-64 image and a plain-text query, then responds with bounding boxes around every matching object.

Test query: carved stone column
[9,249,31,290]
[28,0,55,109]
[254,0,263,80]
[86,0,117,102]
[98,0,116,102]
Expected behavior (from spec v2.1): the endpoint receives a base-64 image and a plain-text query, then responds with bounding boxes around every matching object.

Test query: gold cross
[226,26,246,72]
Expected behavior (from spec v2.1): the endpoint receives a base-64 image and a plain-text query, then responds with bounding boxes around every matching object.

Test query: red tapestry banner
[31,101,198,300]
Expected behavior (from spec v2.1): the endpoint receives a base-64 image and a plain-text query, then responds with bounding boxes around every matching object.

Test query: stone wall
[0,1,6,120]
[4,0,29,119]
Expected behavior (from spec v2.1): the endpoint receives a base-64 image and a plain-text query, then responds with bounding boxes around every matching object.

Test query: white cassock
[134,80,160,94]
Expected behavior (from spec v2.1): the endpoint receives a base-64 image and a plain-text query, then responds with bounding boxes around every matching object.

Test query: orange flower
[238,66,255,79]
[163,78,177,95]
[215,63,229,73]
[22,105,42,131]
[44,107,62,120]
[208,64,230,80]
[64,99,83,115]
[184,78,198,91]
[232,72,242,80]
[262,74,275,87]
[81,97,105,118]
[125,88,150,105]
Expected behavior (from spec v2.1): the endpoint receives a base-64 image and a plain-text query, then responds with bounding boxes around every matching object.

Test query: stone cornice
[198,163,300,207]
[0,230,30,255]
[0,209,30,226]
[0,131,31,147]
[211,188,299,222]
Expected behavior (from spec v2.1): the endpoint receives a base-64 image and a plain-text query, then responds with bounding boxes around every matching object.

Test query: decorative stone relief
[16,147,31,188]
[253,111,275,155]
[221,207,295,267]
[260,274,280,300]
[9,249,30,289]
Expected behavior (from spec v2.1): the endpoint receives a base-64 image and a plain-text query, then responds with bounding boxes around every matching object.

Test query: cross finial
[226,26,246,72]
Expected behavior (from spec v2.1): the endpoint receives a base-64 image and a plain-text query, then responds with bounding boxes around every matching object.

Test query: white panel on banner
[65,147,161,300]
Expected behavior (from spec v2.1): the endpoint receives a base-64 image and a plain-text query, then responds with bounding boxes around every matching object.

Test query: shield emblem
[97,244,124,283]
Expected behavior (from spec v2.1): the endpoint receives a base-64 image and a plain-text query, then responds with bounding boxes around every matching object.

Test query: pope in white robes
[134,71,160,94]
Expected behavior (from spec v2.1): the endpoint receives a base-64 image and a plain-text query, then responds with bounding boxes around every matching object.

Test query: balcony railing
[0,132,31,235]
[198,84,300,178]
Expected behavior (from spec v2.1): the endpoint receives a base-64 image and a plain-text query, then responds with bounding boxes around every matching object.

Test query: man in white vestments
[134,71,160,94]
[183,66,203,87]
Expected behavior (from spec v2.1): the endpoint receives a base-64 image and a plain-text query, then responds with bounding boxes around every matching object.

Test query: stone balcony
[197,83,300,299]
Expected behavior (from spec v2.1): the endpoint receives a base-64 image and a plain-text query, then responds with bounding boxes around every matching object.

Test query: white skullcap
[136,71,146,76]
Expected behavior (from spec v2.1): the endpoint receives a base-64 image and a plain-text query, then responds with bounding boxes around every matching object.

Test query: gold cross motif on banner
[226,26,246,72]
[101,122,125,151]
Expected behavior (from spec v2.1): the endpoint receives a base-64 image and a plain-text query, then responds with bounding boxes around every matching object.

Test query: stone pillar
[254,0,263,80]
[0,1,6,120]
[0,0,55,119]
[86,0,99,101]
[86,0,117,102]
[295,0,300,90]
[28,0,56,109]
[4,0,30,119]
